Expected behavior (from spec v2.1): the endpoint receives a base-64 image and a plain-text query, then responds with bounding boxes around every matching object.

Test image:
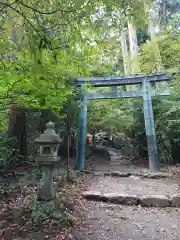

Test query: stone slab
[104,171,130,177]
[82,193,178,208]
[83,192,138,205]
[102,193,138,205]
[82,191,102,201]
[122,194,139,205]
[102,171,172,179]
[102,193,124,203]
[171,195,180,207]
[140,195,170,207]
[148,172,171,179]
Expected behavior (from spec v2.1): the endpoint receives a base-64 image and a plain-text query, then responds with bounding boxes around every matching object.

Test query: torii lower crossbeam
[75,73,174,172]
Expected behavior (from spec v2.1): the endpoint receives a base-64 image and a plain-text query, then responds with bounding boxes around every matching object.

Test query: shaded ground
[79,202,180,240]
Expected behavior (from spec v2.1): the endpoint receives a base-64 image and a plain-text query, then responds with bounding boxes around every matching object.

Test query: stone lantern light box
[35,122,61,162]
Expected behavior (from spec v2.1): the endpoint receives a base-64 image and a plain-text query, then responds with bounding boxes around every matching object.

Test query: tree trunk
[148,6,162,72]
[120,27,130,75]
[148,4,163,90]
[92,129,96,146]
[128,22,140,74]
[8,104,28,163]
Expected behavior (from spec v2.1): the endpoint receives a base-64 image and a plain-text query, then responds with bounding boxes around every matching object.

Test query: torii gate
[75,73,174,172]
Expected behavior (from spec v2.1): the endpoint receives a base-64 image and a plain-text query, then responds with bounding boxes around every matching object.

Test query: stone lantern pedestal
[35,122,61,201]
[37,158,57,201]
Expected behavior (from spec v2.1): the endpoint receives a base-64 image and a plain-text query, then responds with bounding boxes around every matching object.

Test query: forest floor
[0,166,93,240]
[0,149,180,240]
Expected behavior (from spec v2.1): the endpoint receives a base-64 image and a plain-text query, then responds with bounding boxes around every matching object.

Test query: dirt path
[78,175,180,240]
[77,148,180,240]
[87,176,180,196]
[79,201,180,240]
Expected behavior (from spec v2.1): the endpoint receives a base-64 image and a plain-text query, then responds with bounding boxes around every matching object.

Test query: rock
[102,193,138,205]
[82,191,101,201]
[140,195,170,207]
[171,195,180,207]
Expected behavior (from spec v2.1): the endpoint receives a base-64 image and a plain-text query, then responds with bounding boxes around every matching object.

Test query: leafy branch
[0,1,75,14]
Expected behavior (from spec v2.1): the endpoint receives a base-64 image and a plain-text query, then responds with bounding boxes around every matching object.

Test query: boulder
[140,195,170,207]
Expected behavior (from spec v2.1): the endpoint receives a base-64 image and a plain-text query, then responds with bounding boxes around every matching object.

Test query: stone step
[82,191,180,208]
[90,171,172,179]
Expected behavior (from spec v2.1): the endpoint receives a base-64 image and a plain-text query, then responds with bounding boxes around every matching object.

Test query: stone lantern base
[36,157,58,201]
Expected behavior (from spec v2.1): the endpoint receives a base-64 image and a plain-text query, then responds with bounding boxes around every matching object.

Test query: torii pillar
[143,80,160,172]
[76,96,88,169]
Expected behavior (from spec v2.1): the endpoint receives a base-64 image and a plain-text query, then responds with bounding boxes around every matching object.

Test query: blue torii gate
[75,72,174,172]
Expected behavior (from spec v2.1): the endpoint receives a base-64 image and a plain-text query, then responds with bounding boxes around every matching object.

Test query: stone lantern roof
[35,122,61,144]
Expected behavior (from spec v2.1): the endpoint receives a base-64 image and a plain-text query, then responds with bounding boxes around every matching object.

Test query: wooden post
[143,80,160,172]
[76,96,88,169]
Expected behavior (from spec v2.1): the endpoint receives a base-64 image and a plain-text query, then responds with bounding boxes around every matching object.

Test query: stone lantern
[35,121,61,201]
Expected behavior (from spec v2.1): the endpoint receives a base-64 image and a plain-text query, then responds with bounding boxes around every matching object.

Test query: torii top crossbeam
[76,72,172,87]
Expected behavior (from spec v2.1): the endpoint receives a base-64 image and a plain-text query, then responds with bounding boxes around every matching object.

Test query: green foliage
[87,99,135,134]
[29,193,73,226]
[0,133,19,168]
[137,31,180,163]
